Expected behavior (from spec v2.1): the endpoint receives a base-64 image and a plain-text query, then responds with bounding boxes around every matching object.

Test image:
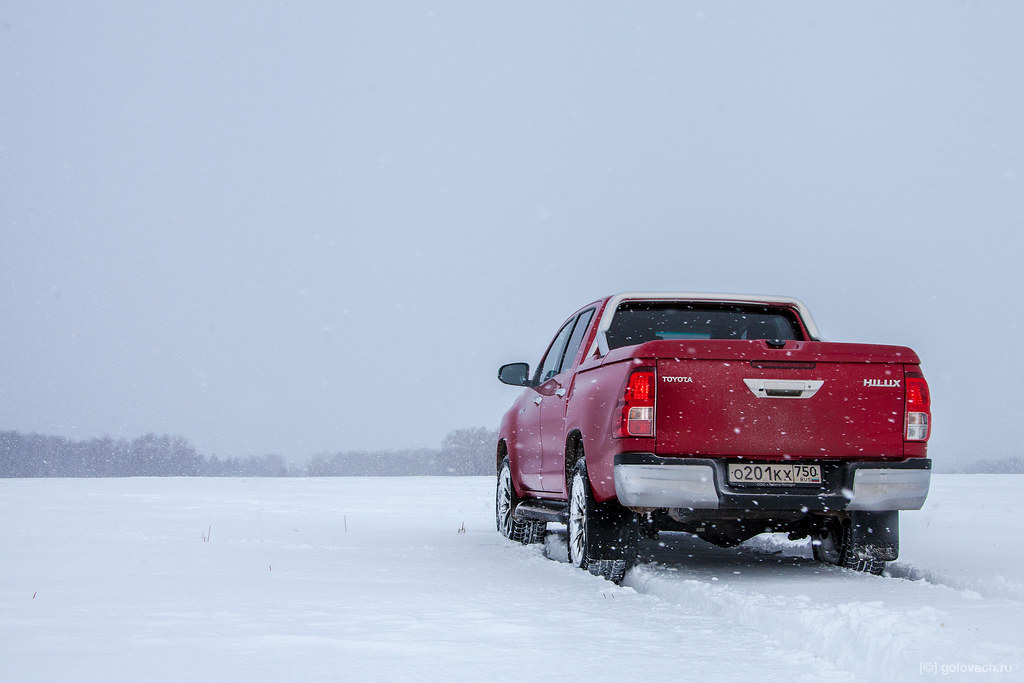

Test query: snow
[0,475,1020,682]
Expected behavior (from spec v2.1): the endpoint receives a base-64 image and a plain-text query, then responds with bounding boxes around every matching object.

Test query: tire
[812,515,892,576]
[567,459,639,583]
[496,458,546,544]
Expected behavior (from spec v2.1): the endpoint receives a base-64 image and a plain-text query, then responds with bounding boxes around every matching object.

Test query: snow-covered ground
[1,475,1020,682]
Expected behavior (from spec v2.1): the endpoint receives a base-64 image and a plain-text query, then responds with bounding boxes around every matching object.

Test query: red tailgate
[651,339,916,460]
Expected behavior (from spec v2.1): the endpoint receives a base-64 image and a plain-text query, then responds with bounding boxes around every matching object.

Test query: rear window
[606,302,805,350]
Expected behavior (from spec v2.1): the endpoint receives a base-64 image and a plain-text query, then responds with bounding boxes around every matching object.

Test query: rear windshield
[606,302,804,350]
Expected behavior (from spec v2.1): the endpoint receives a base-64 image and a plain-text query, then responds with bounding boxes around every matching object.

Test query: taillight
[618,369,656,437]
[905,372,930,441]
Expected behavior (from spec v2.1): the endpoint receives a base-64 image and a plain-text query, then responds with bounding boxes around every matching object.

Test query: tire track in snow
[741,532,1024,606]
[885,561,1024,604]
[749,532,1024,604]
[618,534,1022,683]
[540,530,866,682]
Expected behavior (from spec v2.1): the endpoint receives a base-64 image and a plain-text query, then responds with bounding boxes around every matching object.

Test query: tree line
[953,457,1024,474]
[3,427,1022,477]
[307,427,496,476]
[0,427,498,478]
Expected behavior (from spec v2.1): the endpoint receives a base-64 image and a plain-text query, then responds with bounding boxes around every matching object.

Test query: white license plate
[728,463,822,486]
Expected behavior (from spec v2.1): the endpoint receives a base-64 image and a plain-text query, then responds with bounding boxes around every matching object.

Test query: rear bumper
[613,453,931,512]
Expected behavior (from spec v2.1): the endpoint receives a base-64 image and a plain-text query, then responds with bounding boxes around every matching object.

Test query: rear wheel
[496,458,545,544]
[567,459,639,583]
[812,513,896,576]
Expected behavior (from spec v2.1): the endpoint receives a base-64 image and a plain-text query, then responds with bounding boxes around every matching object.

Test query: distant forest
[0,427,498,478]
[2,429,1021,477]
[952,457,1024,474]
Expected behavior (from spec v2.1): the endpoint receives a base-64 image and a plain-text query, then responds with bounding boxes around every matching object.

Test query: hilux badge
[864,379,901,388]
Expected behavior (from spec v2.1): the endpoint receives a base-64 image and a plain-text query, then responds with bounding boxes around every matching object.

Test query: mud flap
[848,510,899,562]
[589,500,640,559]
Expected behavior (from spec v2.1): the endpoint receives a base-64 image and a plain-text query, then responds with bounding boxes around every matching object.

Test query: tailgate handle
[744,379,824,399]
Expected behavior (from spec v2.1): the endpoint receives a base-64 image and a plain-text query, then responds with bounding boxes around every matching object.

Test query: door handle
[743,379,824,399]
[534,396,543,406]
[555,388,566,398]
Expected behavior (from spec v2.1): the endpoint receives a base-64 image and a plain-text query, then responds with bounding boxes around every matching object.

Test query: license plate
[727,463,822,486]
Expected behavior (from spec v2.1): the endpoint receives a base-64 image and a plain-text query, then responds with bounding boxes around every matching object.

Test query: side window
[536,319,575,384]
[558,309,595,375]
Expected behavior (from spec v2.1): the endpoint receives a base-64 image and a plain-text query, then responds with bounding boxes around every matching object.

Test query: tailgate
[653,341,911,460]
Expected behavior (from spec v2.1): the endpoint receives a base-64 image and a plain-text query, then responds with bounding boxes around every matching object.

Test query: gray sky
[2,2,1022,466]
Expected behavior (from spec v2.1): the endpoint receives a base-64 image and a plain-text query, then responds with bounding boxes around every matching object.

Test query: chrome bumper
[845,467,931,511]
[614,462,720,509]
[613,454,932,512]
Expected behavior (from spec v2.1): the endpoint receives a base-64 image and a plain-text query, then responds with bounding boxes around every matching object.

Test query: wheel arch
[564,429,585,491]
[496,439,508,474]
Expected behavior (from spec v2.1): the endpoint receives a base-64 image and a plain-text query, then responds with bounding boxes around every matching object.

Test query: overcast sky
[2,2,1022,466]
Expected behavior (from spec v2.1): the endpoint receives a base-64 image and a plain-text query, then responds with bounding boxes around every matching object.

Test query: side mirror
[498,362,533,387]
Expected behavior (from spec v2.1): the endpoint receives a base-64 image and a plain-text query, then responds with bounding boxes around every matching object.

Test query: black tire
[567,459,639,583]
[496,458,546,544]
[812,515,892,576]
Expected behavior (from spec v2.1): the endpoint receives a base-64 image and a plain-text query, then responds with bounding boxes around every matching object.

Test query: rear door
[517,318,575,492]
[538,308,595,494]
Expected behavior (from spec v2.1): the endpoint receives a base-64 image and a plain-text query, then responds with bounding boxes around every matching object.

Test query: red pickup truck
[495,293,931,582]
